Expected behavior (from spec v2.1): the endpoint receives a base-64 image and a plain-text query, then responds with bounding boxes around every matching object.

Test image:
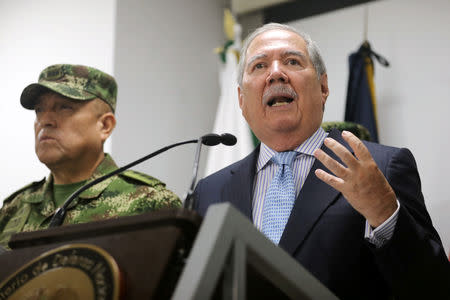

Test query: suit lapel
[222,147,259,220]
[279,129,349,254]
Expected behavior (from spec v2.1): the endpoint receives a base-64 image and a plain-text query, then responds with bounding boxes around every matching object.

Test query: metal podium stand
[173,203,338,300]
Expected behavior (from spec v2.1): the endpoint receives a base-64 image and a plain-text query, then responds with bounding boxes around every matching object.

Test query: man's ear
[238,85,244,109]
[98,113,116,142]
[320,73,329,108]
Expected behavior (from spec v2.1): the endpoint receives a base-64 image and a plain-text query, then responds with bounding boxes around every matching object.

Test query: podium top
[9,208,202,250]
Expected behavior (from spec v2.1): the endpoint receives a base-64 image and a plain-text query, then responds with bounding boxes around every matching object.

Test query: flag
[344,41,389,143]
[204,10,254,177]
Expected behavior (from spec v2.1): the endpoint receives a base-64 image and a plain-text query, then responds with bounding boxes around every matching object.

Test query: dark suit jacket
[194,129,450,299]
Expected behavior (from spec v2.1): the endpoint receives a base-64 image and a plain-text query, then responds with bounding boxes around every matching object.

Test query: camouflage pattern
[0,154,181,249]
[321,121,372,141]
[20,64,118,112]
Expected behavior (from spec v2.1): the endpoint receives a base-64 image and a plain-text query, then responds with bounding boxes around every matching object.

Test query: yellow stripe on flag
[364,57,378,131]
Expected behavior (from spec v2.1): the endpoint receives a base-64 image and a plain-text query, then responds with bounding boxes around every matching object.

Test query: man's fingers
[323,137,359,169]
[314,169,344,191]
[313,148,348,179]
[341,131,372,161]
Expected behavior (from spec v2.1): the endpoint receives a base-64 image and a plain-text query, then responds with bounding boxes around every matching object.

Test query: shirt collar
[256,127,328,172]
[77,153,118,200]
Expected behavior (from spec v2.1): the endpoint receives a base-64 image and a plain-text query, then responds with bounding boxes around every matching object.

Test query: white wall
[289,0,450,252]
[0,0,222,206]
[112,0,223,199]
[0,0,116,202]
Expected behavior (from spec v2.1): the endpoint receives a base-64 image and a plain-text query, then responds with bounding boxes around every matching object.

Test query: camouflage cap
[20,64,117,112]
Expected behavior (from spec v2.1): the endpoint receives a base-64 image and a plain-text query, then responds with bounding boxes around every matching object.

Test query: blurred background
[1,0,449,252]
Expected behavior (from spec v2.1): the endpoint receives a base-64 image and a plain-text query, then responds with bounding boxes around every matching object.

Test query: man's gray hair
[237,23,327,86]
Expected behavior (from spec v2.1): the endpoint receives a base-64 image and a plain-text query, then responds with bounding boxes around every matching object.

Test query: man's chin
[268,118,301,133]
[36,151,65,168]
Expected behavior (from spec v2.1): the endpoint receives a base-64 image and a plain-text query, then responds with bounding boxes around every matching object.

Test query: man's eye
[287,59,300,66]
[61,104,73,110]
[254,63,264,69]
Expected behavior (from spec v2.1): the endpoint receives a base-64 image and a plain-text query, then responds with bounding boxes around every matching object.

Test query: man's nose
[37,110,57,127]
[266,62,288,84]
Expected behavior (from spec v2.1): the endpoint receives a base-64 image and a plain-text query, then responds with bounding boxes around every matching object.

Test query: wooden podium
[0,204,338,299]
[0,208,201,299]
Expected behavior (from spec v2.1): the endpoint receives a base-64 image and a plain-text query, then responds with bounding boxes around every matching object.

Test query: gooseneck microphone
[48,133,237,227]
[183,133,237,210]
[219,133,238,146]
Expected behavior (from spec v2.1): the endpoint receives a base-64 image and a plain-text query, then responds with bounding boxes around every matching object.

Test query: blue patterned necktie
[262,151,297,244]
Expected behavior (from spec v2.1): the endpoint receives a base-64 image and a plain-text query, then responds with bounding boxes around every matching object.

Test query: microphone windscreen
[201,134,221,146]
[220,133,237,146]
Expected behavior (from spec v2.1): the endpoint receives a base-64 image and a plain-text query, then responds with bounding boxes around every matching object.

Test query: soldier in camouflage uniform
[0,64,181,249]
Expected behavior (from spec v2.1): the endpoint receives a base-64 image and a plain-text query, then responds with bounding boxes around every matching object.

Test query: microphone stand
[183,133,236,210]
[49,139,197,227]
[183,138,203,210]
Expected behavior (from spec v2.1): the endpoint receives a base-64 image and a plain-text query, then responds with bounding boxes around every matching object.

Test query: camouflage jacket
[0,154,181,248]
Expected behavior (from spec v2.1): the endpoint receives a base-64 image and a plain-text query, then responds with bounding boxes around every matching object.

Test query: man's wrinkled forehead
[34,91,85,109]
[245,29,308,66]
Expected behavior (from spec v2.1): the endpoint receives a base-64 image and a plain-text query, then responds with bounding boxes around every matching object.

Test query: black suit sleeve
[371,147,450,298]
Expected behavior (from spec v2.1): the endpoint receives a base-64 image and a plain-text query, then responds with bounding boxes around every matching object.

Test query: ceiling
[231,0,292,15]
[231,0,377,23]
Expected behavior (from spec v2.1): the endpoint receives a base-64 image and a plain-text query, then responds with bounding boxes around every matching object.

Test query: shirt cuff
[364,200,400,248]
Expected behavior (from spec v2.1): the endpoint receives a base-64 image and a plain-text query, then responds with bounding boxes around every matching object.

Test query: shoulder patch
[2,178,46,204]
[120,170,165,187]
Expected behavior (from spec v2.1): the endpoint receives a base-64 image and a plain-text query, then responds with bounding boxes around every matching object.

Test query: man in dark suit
[194,23,450,299]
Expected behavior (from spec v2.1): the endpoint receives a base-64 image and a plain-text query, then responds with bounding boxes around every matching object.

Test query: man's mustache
[262,85,298,105]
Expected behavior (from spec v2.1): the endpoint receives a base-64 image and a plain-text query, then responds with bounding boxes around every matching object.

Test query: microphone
[220,133,237,146]
[48,133,236,227]
[201,133,237,146]
[201,133,222,146]
[183,133,237,210]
